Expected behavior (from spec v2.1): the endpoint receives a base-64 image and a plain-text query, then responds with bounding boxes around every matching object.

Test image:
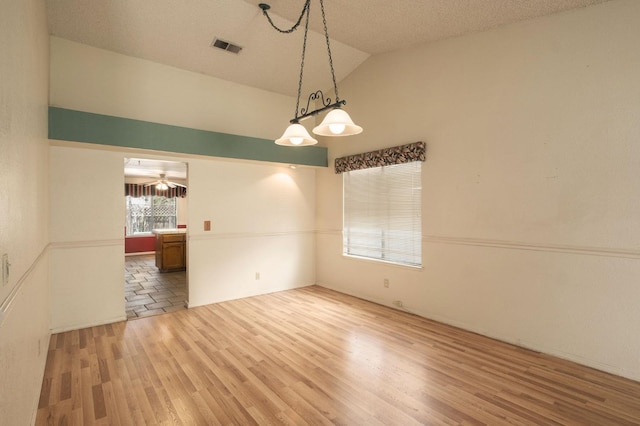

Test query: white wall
[0,0,51,423]
[49,40,317,330]
[50,36,297,141]
[49,145,126,331]
[49,144,316,328]
[188,159,316,306]
[316,0,640,381]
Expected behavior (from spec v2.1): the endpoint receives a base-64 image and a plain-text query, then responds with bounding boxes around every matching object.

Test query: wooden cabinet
[155,233,186,272]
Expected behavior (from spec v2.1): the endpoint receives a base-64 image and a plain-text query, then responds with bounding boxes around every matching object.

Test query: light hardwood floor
[36,286,640,425]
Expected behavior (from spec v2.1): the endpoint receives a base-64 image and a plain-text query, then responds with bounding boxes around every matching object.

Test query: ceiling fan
[143,174,186,190]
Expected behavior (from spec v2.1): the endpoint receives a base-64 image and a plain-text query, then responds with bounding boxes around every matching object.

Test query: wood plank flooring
[36,286,640,425]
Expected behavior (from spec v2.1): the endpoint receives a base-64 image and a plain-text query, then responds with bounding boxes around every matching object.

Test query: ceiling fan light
[157,182,168,190]
[275,123,318,146]
[313,108,363,137]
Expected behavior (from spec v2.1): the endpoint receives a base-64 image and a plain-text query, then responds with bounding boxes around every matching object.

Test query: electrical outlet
[255,272,260,280]
[393,300,403,308]
[383,278,389,288]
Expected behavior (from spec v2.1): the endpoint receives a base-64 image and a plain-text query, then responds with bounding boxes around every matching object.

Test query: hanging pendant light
[260,0,362,146]
[313,108,362,136]
[275,123,318,146]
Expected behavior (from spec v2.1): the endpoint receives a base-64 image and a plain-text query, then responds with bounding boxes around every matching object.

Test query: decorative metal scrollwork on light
[259,0,362,146]
[296,90,346,123]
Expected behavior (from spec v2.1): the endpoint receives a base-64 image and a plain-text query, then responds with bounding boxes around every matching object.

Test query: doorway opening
[124,158,188,320]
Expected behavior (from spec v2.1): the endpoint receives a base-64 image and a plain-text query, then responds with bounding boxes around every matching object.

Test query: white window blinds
[343,161,422,267]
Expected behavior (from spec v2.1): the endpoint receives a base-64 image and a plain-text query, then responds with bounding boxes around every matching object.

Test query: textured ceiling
[47,0,609,97]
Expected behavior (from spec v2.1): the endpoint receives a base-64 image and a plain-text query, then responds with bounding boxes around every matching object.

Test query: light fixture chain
[294,0,311,120]
[260,0,311,34]
[259,0,361,142]
[319,0,340,103]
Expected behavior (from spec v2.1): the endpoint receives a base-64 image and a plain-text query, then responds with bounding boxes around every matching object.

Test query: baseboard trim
[51,315,127,334]
[125,251,154,256]
[315,282,640,382]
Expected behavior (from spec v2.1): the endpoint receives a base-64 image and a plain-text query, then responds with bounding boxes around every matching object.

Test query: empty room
[2,0,640,424]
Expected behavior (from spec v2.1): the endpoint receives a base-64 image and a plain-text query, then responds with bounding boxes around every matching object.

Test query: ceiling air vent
[211,38,242,54]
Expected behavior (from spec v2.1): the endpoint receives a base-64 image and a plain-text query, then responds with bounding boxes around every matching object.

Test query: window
[125,195,177,236]
[343,161,422,267]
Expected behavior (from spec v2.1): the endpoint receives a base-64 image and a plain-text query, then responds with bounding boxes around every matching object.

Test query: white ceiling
[124,158,187,180]
[47,0,609,98]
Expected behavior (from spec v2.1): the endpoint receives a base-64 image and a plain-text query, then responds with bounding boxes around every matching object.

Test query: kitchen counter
[154,230,187,272]
[152,228,187,235]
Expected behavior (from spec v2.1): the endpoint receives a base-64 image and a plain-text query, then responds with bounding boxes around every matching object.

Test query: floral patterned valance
[335,141,426,174]
[125,183,187,198]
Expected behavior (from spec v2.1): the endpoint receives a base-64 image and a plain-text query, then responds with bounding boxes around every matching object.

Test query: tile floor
[124,254,187,320]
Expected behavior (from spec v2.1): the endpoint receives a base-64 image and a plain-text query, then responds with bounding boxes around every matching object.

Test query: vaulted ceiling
[124,158,187,180]
[47,0,609,98]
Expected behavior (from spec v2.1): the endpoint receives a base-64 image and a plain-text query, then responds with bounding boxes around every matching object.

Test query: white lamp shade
[275,123,318,146]
[313,108,363,137]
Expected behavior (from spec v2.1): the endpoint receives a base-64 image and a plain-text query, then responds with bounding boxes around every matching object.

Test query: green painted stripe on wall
[48,107,328,167]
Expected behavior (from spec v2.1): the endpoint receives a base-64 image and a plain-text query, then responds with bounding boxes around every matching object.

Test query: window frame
[342,161,423,268]
[125,195,178,236]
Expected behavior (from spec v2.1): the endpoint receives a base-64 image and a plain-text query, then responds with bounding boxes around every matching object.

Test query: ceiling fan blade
[138,176,185,189]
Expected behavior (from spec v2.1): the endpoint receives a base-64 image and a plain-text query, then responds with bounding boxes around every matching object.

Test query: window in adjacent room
[343,160,422,267]
[125,195,177,236]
